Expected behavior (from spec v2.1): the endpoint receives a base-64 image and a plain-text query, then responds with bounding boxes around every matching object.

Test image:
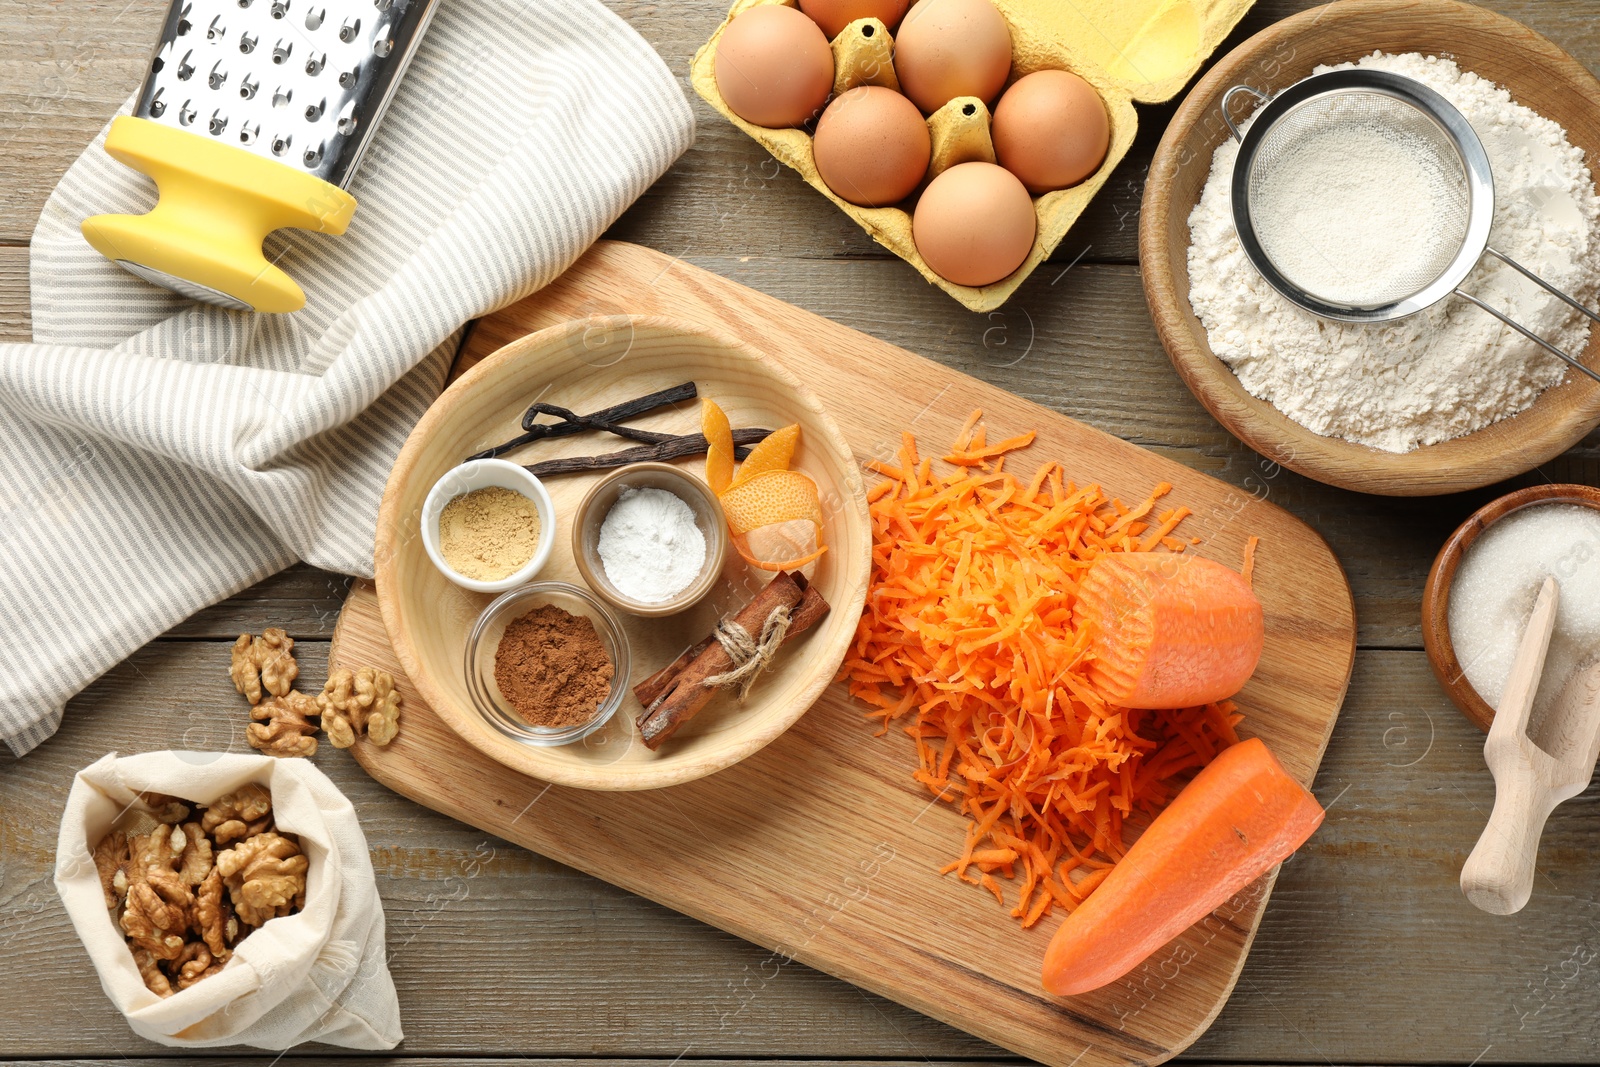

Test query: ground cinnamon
[493,605,614,728]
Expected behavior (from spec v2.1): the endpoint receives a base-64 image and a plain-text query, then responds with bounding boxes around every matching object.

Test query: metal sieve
[1221,69,1600,385]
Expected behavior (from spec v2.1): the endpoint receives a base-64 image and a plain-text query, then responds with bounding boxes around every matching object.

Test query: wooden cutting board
[331,240,1355,1067]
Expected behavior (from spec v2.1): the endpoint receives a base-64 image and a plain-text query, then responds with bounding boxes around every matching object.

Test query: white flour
[1187,52,1600,453]
[1252,118,1460,307]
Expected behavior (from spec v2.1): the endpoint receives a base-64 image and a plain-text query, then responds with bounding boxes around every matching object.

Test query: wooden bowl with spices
[1141,0,1600,496]
[1423,483,1600,732]
[374,316,870,791]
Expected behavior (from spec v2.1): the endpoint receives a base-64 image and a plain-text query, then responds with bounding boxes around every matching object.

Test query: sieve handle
[1221,85,1269,142]
[1484,247,1600,327]
[1453,289,1600,385]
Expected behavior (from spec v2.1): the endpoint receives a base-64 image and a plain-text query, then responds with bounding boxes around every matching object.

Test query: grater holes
[338,16,360,42]
[373,33,393,57]
[178,100,197,126]
[272,85,293,107]
[305,97,325,121]
[305,50,326,76]
[239,73,259,99]
[303,142,324,168]
[239,121,260,145]
[338,67,358,89]
[239,31,257,53]
[208,109,228,135]
[271,132,293,156]
[336,101,357,135]
[208,61,227,90]
[305,5,325,29]
[237,0,252,6]
[176,50,195,80]
[270,0,289,17]
[206,15,225,40]
[271,39,291,63]
[149,88,167,117]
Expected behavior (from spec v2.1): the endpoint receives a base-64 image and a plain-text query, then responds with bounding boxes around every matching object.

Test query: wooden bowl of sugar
[1423,484,1600,732]
[1141,0,1600,496]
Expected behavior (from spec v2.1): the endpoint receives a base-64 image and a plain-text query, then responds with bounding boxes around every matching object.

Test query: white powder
[1187,52,1600,453]
[1251,120,1459,306]
[1449,504,1600,723]
[597,487,707,604]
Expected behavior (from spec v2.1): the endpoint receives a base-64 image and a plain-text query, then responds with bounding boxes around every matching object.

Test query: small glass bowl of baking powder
[464,582,631,747]
[571,462,729,617]
[421,459,556,594]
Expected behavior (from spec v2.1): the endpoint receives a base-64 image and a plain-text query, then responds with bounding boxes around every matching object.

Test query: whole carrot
[1041,737,1324,997]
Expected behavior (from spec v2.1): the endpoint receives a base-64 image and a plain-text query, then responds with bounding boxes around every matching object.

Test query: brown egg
[799,0,911,38]
[993,70,1110,193]
[813,87,931,206]
[912,162,1036,287]
[893,0,1012,114]
[715,5,835,129]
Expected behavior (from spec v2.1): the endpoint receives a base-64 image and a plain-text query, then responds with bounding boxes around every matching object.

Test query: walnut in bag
[56,752,401,1049]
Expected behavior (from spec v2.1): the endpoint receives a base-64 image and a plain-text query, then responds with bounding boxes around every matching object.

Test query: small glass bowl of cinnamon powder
[464,582,631,746]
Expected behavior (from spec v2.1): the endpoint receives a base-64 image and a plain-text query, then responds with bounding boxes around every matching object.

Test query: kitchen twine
[706,604,795,700]
[0,0,694,755]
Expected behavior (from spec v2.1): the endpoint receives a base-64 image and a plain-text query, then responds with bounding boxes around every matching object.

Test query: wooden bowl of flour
[1140,0,1600,496]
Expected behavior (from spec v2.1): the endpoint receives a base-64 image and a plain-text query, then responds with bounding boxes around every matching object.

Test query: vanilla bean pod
[522,428,771,478]
[468,382,697,460]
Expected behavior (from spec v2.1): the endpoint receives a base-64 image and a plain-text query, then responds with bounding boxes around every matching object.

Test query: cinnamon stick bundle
[635,571,830,749]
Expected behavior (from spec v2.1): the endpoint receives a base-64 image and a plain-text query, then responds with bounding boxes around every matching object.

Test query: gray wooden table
[5,0,1600,1063]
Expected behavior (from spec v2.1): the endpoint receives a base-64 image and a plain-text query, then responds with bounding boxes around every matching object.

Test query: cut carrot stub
[1074,552,1264,710]
[703,398,736,495]
[1041,737,1324,997]
[733,423,800,486]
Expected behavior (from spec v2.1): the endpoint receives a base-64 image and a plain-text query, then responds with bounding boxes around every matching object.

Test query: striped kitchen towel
[0,0,694,755]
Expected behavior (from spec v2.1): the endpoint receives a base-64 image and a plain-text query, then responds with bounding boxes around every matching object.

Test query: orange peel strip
[732,423,800,487]
[732,533,828,572]
[719,469,827,571]
[703,398,735,494]
[719,469,823,534]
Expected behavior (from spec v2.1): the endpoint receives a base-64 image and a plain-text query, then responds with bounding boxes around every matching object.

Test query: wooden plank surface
[3,0,1600,1063]
[10,646,1600,1061]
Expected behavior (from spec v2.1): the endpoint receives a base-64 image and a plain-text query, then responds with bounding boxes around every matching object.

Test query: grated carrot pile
[842,413,1244,928]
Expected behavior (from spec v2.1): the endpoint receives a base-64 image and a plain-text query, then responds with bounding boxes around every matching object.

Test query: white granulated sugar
[1252,119,1460,307]
[1448,504,1600,722]
[1187,52,1600,452]
[597,486,707,604]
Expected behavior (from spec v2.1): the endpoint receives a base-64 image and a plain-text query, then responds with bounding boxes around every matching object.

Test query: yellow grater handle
[81,116,358,314]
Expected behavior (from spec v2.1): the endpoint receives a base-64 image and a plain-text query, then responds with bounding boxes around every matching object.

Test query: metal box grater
[81,0,442,313]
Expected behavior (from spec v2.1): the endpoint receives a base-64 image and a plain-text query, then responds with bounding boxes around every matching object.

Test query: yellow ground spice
[439,486,541,581]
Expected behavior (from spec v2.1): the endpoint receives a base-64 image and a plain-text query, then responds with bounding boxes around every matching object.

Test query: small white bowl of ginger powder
[421,459,556,593]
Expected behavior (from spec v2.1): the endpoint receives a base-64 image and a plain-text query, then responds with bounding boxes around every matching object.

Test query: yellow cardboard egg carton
[692,0,1255,311]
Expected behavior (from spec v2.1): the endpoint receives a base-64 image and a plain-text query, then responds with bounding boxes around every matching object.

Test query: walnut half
[230,628,299,705]
[317,667,402,748]
[201,783,273,845]
[247,690,321,758]
[216,831,308,927]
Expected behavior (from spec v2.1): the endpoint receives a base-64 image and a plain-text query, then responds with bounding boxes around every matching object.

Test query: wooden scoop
[1461,577,1600,914]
